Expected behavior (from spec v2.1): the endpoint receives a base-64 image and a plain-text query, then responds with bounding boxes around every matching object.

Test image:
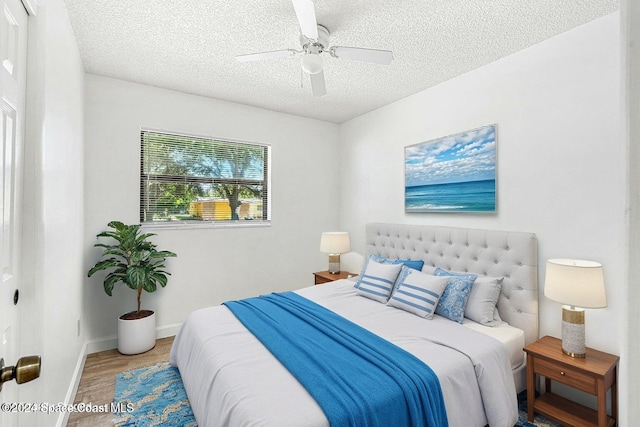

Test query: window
[140,130,270,226]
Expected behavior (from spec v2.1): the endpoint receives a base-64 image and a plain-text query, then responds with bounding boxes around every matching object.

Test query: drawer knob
[560,371,565,376]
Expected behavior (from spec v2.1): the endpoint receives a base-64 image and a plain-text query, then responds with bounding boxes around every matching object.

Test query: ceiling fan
[235,0,394,97]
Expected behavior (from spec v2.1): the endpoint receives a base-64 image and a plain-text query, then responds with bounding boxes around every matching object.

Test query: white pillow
[464,276,504,326]
[387,266,451,318]
[355,260,403,303]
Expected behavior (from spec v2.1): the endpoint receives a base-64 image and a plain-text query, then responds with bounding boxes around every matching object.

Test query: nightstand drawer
[534,358,596,394]
[315,275,332,285]
[313,271,356,285]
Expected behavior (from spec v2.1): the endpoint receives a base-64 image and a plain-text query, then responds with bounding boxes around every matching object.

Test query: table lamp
[320,232,350,274]
[544,259,607,358]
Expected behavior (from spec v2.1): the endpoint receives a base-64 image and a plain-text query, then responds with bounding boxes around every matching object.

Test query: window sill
[141,220,271,231]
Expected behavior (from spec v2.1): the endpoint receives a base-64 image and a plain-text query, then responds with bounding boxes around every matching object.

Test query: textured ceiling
[64,0,618,123]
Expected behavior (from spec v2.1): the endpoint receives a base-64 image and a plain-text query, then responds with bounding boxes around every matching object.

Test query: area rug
[113,362,197,426]
[113,362,561,426]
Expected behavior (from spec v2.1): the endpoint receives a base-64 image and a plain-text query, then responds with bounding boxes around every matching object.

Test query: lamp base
[328,254,341,274]
[561,305,586,358]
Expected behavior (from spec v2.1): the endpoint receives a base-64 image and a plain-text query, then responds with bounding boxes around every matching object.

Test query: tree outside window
[140,130,270,224]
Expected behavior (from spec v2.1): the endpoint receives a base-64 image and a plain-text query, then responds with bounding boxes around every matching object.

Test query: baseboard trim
[56,341,88,427]
[86,334,117,354]
[57,322,181,427]
[157,322,182,340]
[85,322,181,354]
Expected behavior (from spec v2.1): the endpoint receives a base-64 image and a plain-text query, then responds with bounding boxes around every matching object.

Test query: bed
[170,223,538,427]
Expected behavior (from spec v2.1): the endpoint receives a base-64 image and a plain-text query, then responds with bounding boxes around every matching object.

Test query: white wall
[21,0,86,425]
[622,0,640,424]
[339,11,628,419]
[83,75,341,341]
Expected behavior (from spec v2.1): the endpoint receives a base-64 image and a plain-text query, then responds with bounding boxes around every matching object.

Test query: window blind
[140,130,270,225]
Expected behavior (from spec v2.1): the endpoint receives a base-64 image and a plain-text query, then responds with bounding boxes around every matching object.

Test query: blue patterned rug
[113,362,561,426]
[113,362,197,426]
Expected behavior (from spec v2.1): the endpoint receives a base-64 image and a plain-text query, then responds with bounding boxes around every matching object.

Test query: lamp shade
[544,259,607,308]
[320,232,350,254]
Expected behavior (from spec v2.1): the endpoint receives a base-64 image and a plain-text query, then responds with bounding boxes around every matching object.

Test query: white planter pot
[117,310,156,355]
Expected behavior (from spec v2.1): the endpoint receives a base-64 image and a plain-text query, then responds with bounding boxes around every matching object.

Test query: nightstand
[313,270,355,285]
[524,335,619,427]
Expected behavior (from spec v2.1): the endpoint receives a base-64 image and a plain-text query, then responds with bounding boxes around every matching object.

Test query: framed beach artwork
[405,124,496,213]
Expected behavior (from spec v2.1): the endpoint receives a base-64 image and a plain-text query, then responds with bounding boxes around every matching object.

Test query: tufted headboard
[365,223,539,345]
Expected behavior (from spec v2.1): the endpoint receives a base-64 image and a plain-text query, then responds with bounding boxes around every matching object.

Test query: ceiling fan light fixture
[301,52,323,74]
[236,2,393,96]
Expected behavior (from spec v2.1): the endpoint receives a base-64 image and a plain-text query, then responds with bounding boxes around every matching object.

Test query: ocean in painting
[405,179,495,212]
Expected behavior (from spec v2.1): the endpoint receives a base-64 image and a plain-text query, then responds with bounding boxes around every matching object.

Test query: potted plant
[88,221,177,354]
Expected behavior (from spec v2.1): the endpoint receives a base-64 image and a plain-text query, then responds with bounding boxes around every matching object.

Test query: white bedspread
[462,318,525,371]
[170,280,518,427]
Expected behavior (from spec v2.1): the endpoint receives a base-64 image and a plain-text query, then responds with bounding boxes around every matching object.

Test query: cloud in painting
[405,125,496,187]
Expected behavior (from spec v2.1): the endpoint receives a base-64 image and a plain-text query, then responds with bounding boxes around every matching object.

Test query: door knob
[0,356,41,392]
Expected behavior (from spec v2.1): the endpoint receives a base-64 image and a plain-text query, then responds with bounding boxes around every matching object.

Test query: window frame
[139,128,271,229]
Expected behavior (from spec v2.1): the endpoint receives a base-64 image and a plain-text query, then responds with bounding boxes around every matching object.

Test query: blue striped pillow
[387,266,451,318]
[354,254,424,289]
[355,260,403,303]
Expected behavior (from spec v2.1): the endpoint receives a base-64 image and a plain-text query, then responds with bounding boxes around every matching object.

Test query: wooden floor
[66,336,174,427]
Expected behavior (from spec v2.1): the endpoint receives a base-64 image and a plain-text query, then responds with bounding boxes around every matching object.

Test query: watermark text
[1,401,134,414]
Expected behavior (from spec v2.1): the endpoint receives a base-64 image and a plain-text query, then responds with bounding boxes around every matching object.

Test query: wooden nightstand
[524,335,619,427]
[313,271,355,285]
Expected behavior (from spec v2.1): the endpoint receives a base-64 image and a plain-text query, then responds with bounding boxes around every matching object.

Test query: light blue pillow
[369,254,425,271]
[387,266,451,318]
[433,267,478,323]
[355,260,403,303]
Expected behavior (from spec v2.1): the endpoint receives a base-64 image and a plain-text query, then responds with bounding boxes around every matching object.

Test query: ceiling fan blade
[292,0,318,40]
[331,46,394,65]
[309,71,326,97]
[236,49,297,63]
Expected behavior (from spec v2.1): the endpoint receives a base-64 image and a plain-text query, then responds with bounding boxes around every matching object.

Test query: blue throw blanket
[224,292,448,427]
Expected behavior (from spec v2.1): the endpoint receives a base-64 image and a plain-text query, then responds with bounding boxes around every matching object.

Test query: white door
[0,0,29,425]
